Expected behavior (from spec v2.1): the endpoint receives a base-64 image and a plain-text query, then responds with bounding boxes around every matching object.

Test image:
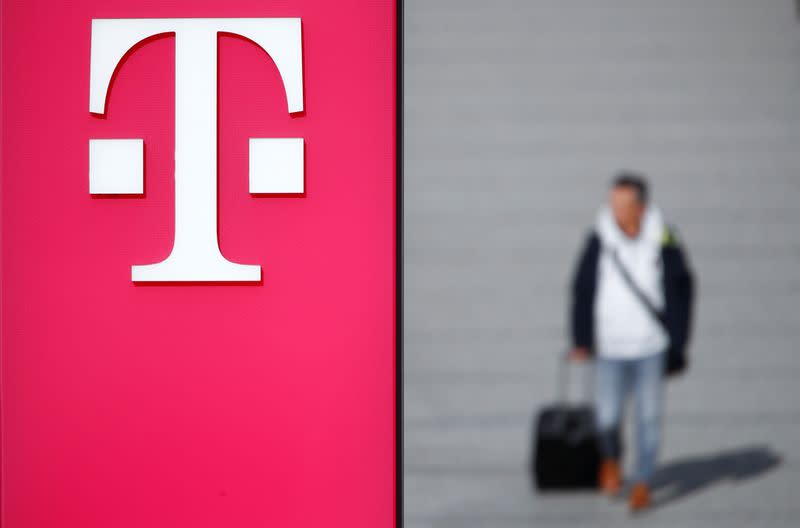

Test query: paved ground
[403,1,800,526]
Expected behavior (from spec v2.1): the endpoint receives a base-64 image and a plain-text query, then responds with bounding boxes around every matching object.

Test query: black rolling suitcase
[531,355,599,490]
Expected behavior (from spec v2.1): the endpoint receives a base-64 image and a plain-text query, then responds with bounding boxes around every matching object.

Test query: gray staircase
[404,1,800,526]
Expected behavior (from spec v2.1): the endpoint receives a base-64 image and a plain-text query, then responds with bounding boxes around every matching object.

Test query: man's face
[609,186,645,238]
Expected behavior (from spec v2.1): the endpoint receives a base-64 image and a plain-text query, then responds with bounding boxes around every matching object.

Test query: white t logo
[89,18,304,282]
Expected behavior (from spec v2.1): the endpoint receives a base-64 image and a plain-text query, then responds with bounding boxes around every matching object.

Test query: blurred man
[568,173,694,512]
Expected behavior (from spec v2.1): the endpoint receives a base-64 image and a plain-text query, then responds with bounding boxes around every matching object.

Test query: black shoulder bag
[607,248,680,376]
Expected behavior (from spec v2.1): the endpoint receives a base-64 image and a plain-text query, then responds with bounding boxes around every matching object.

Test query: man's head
[609,172,648,238]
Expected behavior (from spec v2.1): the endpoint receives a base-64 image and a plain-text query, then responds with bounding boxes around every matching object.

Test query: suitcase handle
[557,349,593,404]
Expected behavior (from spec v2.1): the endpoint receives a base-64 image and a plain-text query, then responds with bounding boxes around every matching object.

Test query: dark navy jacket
[570,227,695,375]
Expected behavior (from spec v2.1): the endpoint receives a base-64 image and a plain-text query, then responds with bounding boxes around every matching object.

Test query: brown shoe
[598,459,622,495]
[628,482,651,512]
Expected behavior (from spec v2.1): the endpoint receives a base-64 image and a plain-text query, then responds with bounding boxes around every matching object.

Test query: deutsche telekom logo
[88,18,304,282]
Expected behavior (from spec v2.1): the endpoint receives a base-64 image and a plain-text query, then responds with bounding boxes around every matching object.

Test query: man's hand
[568,346,590,362]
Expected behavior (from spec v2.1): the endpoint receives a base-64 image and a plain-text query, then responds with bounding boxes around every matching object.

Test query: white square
[249,138,304,194]
[89,138,144,194]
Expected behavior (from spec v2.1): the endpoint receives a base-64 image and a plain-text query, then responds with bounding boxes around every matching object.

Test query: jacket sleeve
[662,226,695,371]
[570,231,600,352]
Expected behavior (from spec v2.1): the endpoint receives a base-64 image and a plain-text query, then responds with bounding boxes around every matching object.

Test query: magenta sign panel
[1,1,398,526]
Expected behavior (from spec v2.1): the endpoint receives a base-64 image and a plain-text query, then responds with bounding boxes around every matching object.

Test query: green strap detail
[661,227,679,247]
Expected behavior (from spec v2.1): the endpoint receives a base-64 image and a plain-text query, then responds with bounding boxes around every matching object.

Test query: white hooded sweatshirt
[593,204,670,359]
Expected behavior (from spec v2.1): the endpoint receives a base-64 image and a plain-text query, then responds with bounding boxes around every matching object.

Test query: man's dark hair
[612,171,649,204]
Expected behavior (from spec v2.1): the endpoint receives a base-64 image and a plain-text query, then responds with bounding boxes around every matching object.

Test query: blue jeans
[594,353,665,484]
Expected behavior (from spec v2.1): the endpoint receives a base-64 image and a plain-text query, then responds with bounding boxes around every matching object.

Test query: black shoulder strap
[608,248,668,330]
